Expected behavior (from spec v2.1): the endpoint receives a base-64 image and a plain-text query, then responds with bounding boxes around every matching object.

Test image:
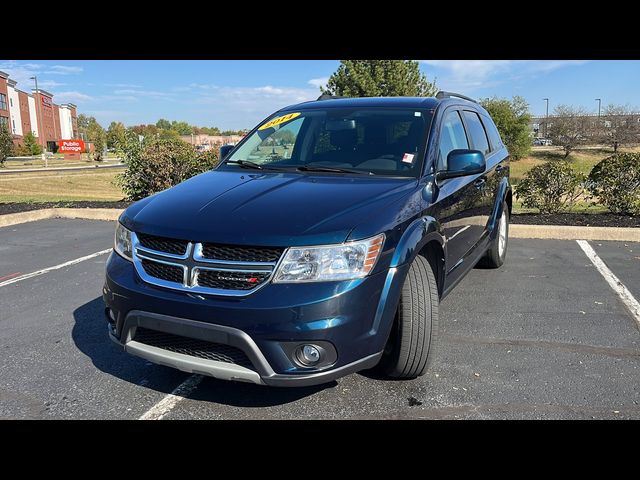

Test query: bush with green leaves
[515,161,585,213]
[587,153,640,215]
[116,133,220,201]
[23,131,43,155]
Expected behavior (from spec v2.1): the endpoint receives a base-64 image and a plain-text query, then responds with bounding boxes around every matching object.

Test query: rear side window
[462,111,490,155]
[439,110,469,169]
[482,115,504,152]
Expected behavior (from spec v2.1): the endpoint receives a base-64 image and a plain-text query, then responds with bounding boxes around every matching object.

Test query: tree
[171,121,193,135]
[599,104,639,152]
[85,117,107,161]
[321,60,437,97]
[107,121,128,152]
[23,131,42,155]
[480,96,532,160]
[547,105,590,158]
[77,114,91,140]
[0,124,12,167]
[130,124,159,137]
[156,118,172,130]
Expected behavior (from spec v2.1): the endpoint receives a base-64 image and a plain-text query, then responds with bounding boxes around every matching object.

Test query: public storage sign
[58,139,85,153]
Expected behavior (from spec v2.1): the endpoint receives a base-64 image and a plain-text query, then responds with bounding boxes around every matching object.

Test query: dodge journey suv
[104,92,511,386]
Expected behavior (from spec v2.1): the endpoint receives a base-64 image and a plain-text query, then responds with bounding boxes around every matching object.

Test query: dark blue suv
[104,92,511,386]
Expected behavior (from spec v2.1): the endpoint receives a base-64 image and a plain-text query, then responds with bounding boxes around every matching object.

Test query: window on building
[0,117,8,128]
[12,119,16,132]
[10,97,14,107]
[0,94,7,111]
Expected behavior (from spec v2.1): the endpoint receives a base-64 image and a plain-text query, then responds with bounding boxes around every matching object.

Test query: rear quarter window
[482,115,504,152]
[462,111,490,155]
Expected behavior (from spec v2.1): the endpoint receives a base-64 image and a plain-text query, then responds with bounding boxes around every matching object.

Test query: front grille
[134,327,254,369]
[202,243,284,263]
[138,233,189,255]
[141,259,184,284]
[197,270,270,290]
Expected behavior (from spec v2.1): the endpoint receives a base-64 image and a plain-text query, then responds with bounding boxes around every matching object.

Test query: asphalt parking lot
[1,218,639,419]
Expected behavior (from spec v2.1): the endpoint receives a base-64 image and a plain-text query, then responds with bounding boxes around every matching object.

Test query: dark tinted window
[439,110,469,169]
[462,111,490,155]
[482,115,503,152]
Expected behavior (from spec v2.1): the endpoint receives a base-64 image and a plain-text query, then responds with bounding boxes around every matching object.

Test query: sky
[1,60,638,130]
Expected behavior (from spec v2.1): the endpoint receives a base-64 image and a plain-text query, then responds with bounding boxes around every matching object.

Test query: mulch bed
[0,201,131,216]
[512,213,639,228]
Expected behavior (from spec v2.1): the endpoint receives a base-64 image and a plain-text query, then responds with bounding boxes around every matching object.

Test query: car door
[461,110,493,244]
[434,108,484,285]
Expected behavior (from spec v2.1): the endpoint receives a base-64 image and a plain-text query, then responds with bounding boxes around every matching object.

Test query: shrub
[587,153,640,215]
[12,144,32,156]
[0,124,12,167]
[516,161,585,213]
[23,131,42,155]
[116,134,220,201]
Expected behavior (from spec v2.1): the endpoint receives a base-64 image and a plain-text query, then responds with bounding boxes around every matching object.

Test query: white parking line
[577,240,640,326]
[139,374,203,420]
[0,249,112,288]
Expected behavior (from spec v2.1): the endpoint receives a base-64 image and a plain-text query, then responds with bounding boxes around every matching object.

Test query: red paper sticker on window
[402,153,415,164]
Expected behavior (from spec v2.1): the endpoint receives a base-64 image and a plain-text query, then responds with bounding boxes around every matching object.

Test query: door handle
[473,178,486,189]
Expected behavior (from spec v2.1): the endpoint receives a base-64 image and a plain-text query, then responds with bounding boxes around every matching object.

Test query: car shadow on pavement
[72,297,332,406]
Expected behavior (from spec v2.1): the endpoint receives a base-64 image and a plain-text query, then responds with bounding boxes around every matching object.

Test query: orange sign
[58,139,85,153]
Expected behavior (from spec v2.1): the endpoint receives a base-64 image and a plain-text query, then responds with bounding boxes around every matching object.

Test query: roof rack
[435,91,477,104]
[316,94,346,101]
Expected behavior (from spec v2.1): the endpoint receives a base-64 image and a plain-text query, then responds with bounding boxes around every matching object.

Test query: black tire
[484,201,509,268]
[379,255,439,379]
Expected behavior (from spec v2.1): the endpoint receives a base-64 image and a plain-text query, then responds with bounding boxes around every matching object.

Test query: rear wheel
[484,201,509,268]
[378,255,439,379]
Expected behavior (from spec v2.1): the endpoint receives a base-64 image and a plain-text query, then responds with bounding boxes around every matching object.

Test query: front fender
[390,216,445,268]
[367,216,444,348]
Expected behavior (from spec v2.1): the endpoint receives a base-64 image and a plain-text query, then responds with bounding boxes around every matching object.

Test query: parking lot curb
[0,208,121,227]
[1,209,639,241]
[510,224,640,242]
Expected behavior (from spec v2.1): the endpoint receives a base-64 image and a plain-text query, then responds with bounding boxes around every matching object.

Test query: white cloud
[54,91,94,102]
[45,65,83,75]
[421,60,589,92]
[104,83,142,88]
[38,80,68,89]
[308,77,329,88]
[114,89,173,98]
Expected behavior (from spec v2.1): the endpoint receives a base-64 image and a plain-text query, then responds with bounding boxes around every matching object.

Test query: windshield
[223,108,432,177]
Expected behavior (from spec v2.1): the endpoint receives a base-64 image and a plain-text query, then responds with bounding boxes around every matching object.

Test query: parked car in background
[533,138,553,146]
[104,91,512,386]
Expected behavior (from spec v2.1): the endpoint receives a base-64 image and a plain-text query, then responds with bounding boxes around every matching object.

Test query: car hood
[122,170,417,246]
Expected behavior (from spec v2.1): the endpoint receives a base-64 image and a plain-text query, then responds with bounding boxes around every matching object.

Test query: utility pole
[543,98,549,139]
[30,76,47,167]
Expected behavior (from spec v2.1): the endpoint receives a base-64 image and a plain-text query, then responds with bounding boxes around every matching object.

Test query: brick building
[0,70,79,150]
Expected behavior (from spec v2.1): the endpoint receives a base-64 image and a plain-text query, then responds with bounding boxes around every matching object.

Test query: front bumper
[104,252,409,386]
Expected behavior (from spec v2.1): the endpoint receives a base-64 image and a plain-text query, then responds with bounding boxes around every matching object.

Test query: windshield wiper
[224,159,263,170]
[296,165,373,175]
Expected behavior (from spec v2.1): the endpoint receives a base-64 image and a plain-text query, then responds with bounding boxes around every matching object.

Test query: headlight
[114,222,133,261]
[273,234,384,283]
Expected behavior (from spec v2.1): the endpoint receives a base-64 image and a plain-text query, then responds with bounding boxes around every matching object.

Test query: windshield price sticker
[402,153,415,164]
[258,112,301,131]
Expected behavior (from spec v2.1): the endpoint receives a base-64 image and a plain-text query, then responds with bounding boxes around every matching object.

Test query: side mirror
[437,149,486,181]
[219,144,235,160]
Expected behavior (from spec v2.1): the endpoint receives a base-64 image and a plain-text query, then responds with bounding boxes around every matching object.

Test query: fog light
[296,344,321,366]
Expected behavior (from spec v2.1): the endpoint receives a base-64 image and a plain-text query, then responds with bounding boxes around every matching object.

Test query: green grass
[0,170,124,203]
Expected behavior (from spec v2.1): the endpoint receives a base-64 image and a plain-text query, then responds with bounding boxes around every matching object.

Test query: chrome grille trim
[131,232,283,297]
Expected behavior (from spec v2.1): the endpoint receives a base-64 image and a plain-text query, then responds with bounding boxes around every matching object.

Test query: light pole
[595,98,601,118]
[30,76,47,168]
[543,98,549,139]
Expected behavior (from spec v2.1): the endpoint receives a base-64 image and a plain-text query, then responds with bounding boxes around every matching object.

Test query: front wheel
[378,255,439,379]
[483,201,509,268]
